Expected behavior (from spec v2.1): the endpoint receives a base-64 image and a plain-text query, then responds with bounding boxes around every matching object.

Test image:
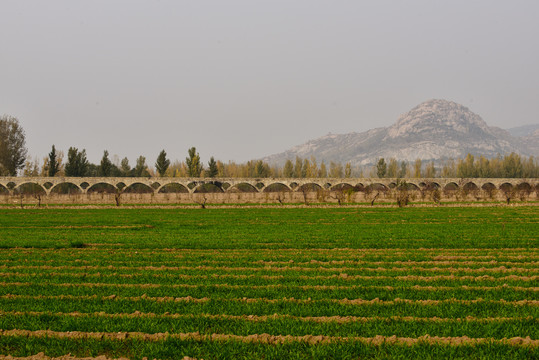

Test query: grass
[0,206,537,359]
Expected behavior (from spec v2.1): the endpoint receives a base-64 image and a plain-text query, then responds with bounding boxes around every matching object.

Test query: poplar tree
[99,150,113,176]
[47,145,60,177]
[376,158,387,178]
[207,157,218,178]
[186,147,203,177]
[283,160,294,178]
[133,156,149,177]
[120,157,131,176]
[65,147,89,177]
[155,150,170,177]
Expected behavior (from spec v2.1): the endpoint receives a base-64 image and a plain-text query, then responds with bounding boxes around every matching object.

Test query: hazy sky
[2,1,539,165]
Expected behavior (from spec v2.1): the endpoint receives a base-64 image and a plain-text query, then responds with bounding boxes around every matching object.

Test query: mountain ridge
[263,99,537,166]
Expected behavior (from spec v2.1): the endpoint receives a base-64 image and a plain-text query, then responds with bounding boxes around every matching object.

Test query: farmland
[0,206,537,359]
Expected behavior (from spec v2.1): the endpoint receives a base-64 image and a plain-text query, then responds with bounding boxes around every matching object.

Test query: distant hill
[507,124,539,137]
[263,99,537,166]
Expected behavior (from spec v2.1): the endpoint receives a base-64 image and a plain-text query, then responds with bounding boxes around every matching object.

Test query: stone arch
[297,183,322,192]
[264,183,288,192]
[419,181,441,191]
[13,182,46,195]
[499,183,513,192]
[366,183,388,192]
[263,183,291,192]
[194,183,223,193]
[331,183,354,191]
[210,181,224,189]
[406,183,420,191]
[481,183,495,191]
[463,182,479,192]
[50,182,82,195]
[516,182,532,193]
[444,182,459,191]
[158,183,189,193]
[228,183,258,193]
[123,183,154,194]
[354,183,366,192]
[87,183,117,194]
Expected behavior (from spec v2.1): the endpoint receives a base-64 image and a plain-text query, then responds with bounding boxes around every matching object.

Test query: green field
[0,206,537,359]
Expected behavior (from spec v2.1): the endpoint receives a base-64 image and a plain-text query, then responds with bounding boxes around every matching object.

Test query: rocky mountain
[521,129,539,155]
[507,124,539,137]
[263,99,537,166]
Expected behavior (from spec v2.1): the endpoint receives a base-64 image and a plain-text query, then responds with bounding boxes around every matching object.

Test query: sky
[2,0,539,166]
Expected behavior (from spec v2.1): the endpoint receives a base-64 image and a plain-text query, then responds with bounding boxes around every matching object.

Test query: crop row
[1,294,537,319]
[1,297,537,319]
[0,312,536,339]
[1,257,536,271]
[2,261,538,273]
[0,229,536,249]
[1,248,537,261]
[0,282,535,301]
[0,272,536,287]
[1,335,535,360]
[2,207,537,250]
[1,336,536,360]
[0,207,536,359]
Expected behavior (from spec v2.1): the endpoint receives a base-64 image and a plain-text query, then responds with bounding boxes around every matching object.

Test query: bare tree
[276,192,285,206]
[395,179,409,207]
[193,194,207,209]
[370,192,380,206]
[300,187,309,205]
[330,189,345,205]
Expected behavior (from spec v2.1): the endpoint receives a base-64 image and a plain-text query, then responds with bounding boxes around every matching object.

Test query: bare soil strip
[0,271,536,282]
[0,353,132,360]
[0,329,536,347]
[2,247,536,255]
[2,294,537,306]
[0,356,197,360]
[2,264,537,275]
[4,201,539,210]
[0,310,534,324]
[1,225,154,230]
[2,263,538,273]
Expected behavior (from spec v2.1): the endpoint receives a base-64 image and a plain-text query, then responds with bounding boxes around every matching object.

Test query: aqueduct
[0,177,536,196]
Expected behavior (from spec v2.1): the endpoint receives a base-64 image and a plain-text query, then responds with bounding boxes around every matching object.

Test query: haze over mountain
[263,99,538,167]
[507,124,539,138]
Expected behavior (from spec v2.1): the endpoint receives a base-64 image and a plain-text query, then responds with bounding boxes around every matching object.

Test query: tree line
[374,153,538,179]
[2,115,539,179]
